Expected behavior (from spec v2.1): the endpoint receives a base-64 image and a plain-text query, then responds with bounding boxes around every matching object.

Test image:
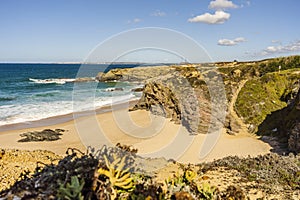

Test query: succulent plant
[197,182,218,200]
[57,176,84,200]
[184,169,197,183]
[98,153,133,199]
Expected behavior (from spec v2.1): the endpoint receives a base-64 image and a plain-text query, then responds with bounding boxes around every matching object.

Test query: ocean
[0,63,143,128]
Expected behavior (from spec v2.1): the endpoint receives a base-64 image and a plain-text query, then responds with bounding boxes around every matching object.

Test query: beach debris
[18,129,66,142]
[116,143,138,154]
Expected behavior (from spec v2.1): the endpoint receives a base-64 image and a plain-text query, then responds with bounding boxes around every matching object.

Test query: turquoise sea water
[0,63,142,127]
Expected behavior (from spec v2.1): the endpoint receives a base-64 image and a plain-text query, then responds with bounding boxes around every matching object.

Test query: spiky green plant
[57,176,84,200]
[164,171,185,188]
[197,182,217,200]
[98,153,133,199]
[184,169,197,183]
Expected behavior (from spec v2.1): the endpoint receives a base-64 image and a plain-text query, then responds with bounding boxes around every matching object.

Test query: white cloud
[133,18,141,23]
[271,40,281,44]
[261,40,300,55]
[234,37,246,42]
[218,37,246,46]
[209,0,238,10]
[151,10,166,17]
[188,10,230,24]
[127,18,142,24]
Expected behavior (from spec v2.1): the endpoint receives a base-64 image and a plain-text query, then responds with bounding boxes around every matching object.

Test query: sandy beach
[0,106,272,164]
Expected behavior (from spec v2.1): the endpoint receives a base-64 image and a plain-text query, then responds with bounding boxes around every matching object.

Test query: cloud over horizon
[209,0,238,10]
[218,37,246,46]
[188,10,230,24]
[262,40,300,55]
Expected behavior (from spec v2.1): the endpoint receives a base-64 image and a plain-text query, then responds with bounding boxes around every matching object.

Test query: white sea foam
[29,78,76,84]
[0,94,139,127]
[104,87,124,92]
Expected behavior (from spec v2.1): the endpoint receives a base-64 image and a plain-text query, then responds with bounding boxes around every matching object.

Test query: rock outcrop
[129,67,226,134]
[18,129,65,142]
[130,72,202,134]
[285,88,300,153]
[96,66,175,82]
[74,77,96,82]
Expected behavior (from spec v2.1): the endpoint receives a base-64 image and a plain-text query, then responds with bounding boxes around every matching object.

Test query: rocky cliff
[129,70,215,134]
[97,56,300,152]
[99,64,227,134]
[285,88,300,153]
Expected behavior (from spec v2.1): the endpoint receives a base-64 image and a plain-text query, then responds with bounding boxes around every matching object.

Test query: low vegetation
[235,70,300,131]
[1,145,299,199]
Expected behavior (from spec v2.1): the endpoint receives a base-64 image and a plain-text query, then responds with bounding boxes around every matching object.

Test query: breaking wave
[29,78,76,84]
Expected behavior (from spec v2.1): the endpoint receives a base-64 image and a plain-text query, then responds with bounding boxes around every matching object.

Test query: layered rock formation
[129,72,204,134]
[285,88,300,153]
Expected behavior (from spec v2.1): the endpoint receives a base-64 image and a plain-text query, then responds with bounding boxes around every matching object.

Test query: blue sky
[0,0,299,63]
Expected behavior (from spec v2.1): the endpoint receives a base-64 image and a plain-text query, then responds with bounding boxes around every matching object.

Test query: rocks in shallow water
[105,87,124,92]
[131,87,143,92]
[74,77,96,82]
[18,129,65,142]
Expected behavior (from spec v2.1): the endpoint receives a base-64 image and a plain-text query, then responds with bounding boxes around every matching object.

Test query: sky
[0,0,300,63]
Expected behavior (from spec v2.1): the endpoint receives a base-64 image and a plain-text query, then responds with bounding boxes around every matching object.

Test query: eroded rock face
[98,65,227,134]
[225,114,241,135]
[286,89,300,153]
[288,124,300,153]
[131,81,181,123]
[130,69,226,134]
[130,73,201,133]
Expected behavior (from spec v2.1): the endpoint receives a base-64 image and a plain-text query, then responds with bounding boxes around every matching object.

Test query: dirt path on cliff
[228,79,252,136]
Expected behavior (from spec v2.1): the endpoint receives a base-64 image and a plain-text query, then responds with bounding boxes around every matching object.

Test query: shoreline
[0,99,139,132]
